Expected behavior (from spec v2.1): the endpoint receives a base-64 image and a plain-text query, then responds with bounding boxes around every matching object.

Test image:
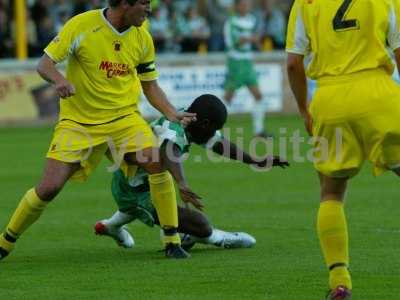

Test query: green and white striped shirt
[224,13,257,60]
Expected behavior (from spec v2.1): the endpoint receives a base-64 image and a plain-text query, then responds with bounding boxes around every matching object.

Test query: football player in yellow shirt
[0,0,196,260]
[287,0,400,299]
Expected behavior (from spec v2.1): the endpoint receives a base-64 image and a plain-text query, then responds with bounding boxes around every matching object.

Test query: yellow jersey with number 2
[286,0,400,80]
[45,9,158,124]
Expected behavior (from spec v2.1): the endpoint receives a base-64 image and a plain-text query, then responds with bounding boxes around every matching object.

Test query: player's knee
[195,215,212,238]
[36,180,65,201]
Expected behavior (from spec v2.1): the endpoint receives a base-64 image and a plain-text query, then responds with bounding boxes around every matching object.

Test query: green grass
[0,115,399,299]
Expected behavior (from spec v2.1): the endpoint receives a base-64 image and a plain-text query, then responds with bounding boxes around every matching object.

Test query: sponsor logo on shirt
[99,60,130,79]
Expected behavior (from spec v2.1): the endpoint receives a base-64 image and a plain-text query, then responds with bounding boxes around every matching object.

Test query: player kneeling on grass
[95,94,289,252]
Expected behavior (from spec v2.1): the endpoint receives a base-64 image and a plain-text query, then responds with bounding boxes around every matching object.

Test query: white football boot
[94,221,134,249]
[218,232,256,249]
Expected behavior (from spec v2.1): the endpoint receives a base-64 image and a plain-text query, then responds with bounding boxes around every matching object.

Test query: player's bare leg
[177,207,256,251]
[224,89,235,105]
[125,148,189,258]
[0,159,79,259]
[318,173,352,300]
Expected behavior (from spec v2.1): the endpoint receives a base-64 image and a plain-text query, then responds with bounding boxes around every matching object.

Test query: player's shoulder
[62,9,101,31]
[132,24,153,41]
[68,9,100,24]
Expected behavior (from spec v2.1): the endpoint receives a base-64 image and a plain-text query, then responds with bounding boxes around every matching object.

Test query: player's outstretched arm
[287,53,312,135]
[141,80,196,125]
[159,140,204,210]
[211,137,289,169]
[37,54,75,98]
[36,54,75,98]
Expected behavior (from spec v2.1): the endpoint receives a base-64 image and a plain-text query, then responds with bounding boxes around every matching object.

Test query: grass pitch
[0,115,399,300]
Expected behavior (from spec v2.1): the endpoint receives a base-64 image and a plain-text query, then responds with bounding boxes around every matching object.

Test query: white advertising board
[139,63,283,118]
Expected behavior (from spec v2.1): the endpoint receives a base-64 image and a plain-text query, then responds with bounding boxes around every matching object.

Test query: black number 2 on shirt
[333,0,359,31]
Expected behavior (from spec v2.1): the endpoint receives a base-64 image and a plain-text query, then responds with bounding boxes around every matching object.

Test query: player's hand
[173,111,197,127]
[178,184,204,211]
[54,78,75,98]
[253,156,290,169]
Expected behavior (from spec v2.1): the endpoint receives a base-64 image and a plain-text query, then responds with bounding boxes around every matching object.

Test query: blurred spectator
[31,0,50,28]
[176,5,210,53]
[90,0,105,9]
[206,0,232,52]
[0,2,13,58]
[149,5,172,53]
[49,0,72,31]
[0,0,293,58]
[173,0,192,16]
[257,0,287,49]
[37,15,56,52]
[54,9,71,33]
[72,0,91,16]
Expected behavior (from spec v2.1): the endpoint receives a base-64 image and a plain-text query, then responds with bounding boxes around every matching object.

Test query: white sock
[252,101,265,134]
[105,211,135,227]
[193,228,226,246]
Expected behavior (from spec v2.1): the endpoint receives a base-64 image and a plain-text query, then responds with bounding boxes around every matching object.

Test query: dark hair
[108,0,137,7]
[187,94,227,129]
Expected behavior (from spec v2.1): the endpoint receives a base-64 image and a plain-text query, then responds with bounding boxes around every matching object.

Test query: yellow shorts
[47,112,156,181]
[310,69,400,178]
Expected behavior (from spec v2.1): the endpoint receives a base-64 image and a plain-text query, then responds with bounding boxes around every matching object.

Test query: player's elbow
[36,55,49,77]
[286,53,304,74]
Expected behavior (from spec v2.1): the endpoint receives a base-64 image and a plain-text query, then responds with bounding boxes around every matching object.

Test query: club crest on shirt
[113,40,122,51]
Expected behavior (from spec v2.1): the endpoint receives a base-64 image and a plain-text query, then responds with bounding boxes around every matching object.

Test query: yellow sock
[317,200,352,290]
[149,171,180,245]
[0,188,48,254]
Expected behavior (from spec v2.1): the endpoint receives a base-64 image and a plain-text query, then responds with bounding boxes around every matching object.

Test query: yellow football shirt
[45,9,158,124]
[286,0,400,80]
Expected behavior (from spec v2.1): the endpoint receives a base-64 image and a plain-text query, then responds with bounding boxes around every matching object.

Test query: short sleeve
[152,119,188,154]
[44,16,80,63]
[286,0,310,55]
[388,0,400,51]
[137,29,159,81]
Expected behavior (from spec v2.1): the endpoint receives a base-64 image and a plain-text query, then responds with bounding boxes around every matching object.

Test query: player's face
[186,120,220,145]
[237,0,251,15]
[124,0,151,27]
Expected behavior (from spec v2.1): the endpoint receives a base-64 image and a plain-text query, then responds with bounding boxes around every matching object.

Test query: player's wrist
[165,110,179,123]
[299,107,309,119]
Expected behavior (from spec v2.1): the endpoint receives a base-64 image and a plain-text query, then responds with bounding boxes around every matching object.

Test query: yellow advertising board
[0,71,41,121]
[0,70,62,122]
